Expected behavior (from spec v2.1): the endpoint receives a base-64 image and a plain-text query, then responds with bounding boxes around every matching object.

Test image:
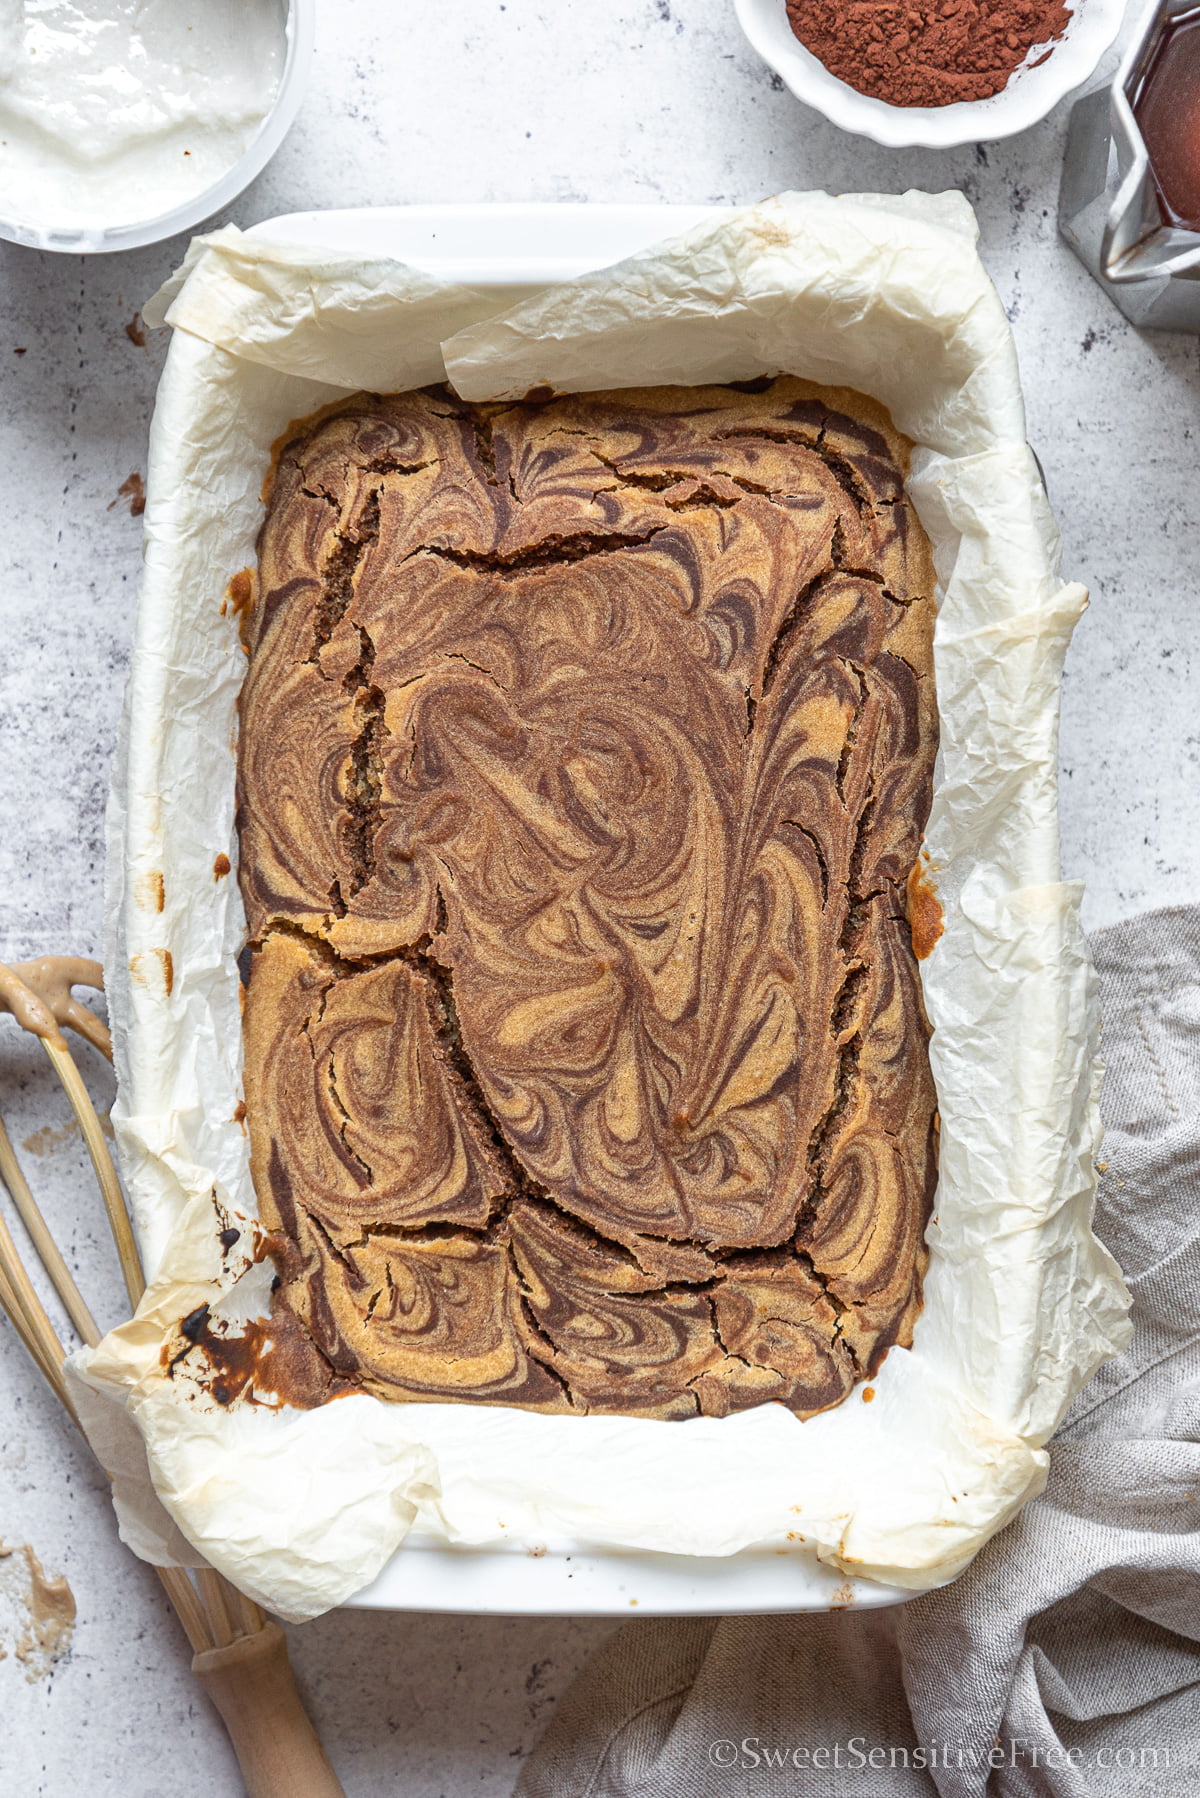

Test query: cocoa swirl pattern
[237,377,939,1420]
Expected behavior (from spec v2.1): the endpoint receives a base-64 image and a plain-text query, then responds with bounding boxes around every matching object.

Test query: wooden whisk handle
[191,1624,345,1798]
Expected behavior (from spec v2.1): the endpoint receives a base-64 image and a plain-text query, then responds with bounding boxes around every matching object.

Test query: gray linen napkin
[517,905,1200,1797]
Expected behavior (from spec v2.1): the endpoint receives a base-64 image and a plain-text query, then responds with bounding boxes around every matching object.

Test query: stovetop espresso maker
[1061,0,1200,332]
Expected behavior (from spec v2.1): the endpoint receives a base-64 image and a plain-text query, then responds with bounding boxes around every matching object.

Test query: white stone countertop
[0,3,1197,1794]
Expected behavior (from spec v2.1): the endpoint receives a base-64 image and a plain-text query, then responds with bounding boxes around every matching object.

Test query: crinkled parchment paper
[72,193,1131,1623]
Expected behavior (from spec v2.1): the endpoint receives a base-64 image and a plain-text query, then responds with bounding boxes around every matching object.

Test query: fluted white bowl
[734,0,1130,148]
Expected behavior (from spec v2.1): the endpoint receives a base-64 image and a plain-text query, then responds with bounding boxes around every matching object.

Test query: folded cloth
[516,905,1200,1798]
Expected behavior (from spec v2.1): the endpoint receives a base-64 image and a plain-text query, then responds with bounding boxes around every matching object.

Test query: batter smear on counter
[233,377,940,1421]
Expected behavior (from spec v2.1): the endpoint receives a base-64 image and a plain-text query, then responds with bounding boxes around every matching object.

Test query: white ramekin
[734,0,1130,149]
[0,0,315,255]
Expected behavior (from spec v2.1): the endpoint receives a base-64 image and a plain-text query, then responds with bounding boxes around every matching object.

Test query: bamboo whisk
[0,956,346,1798]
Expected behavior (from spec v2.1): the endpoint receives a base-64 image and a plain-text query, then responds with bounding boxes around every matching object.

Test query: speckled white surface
[0,3,1197,1794]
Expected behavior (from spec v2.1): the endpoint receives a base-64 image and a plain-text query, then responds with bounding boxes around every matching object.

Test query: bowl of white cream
[0,0,314,253]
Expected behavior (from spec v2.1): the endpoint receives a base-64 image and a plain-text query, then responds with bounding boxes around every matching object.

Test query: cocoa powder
[785,0,1073,108]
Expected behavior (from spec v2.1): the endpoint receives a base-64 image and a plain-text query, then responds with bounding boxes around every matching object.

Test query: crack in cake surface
[234,376,940,1421]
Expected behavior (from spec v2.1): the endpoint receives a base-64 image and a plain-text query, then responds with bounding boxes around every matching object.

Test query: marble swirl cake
[236,375,939,1422]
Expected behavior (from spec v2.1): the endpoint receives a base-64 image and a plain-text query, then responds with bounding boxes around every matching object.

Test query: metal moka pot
[1060,0,1200,331]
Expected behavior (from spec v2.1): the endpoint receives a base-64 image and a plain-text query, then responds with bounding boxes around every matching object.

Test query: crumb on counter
[109,472,145,516]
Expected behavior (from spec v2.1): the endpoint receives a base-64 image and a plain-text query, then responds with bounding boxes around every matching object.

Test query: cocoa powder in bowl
[785,0,1073,108]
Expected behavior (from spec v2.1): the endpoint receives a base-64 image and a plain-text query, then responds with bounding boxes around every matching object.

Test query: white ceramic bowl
[0,0,315,255]
[734,0,1130,148]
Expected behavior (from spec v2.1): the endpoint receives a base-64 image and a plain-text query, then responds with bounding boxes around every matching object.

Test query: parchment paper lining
[72,192,1130,1624]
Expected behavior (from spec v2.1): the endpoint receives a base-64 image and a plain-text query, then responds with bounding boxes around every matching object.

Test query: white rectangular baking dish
[247,203,906,1615]
[250,201,725,288]
[86,195,1128,1625]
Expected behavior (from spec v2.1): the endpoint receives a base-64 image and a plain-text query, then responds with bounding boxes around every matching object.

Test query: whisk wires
[0,956,348,1796]
[0,958,261,1646]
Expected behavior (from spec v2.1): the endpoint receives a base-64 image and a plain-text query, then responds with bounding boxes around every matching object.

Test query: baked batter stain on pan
[906,856,945,961]
[223,566,255,618]
[162,1263,356,1409]
[185,376,939,1424]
